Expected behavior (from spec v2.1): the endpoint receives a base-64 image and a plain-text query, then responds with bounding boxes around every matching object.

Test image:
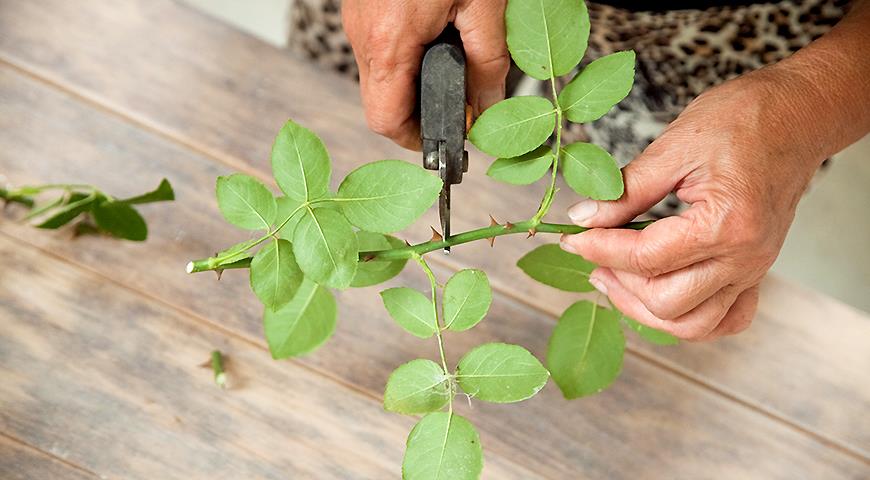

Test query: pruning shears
[420,25,468,253]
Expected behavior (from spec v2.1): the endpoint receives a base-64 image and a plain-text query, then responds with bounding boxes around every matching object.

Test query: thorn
[488,237,495,247]
[215,269,223,280]
[488,214,499,227]
[404,239,412,247]
[363,254,376,262]
[527,228,537,238]
[504,222,515,229]
[430,226,443,242]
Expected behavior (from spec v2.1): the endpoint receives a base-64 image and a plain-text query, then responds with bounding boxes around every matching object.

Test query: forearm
[762,0,870,164]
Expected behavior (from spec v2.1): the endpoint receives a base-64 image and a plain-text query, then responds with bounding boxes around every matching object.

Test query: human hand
[342,0,509,150]
[559,70,827,341]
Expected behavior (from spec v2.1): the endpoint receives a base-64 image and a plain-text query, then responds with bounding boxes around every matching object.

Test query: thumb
[568,147,682,227]
[455,2,510,116]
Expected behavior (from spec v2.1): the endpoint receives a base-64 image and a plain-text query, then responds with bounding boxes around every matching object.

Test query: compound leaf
[216,174,276,230]
[263,279,337,359]
[487,145,554,185]
[271,119,331,202]
[505,0,590,80]
[547,301,625,399]
[456,343,549,403]
[337,160,441,234]
[561,141,624,201]
[468,96,556,158]
[292,207,358,289]
[517,243,596,292]
[250,238,304,311]
[92,200,147,241]
[443,269,491,332]
[402,412,483,480]
[380,287,437,338]
[352,231,408,287]
[558,50,636,123]
[384,359,450,415]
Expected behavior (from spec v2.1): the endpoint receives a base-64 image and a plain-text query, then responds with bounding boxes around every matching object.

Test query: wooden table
[1,1,867,478]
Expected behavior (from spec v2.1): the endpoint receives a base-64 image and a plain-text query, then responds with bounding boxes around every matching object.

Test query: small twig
[211,350,227,389]
[186,220,653,273]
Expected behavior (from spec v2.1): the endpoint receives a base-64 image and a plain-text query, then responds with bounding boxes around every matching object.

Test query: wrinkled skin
[345,0,870,341]
[561,72,813,341]
[561,2,870,339]
[342,0,508,150]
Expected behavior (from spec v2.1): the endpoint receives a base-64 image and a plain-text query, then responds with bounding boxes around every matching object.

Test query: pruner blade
[420,25,468,253]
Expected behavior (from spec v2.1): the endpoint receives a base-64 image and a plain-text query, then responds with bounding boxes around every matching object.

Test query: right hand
[342,0,510,150]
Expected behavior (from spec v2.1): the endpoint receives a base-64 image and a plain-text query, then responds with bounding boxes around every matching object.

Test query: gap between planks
[0,431,101,479]
[2,56,867,467]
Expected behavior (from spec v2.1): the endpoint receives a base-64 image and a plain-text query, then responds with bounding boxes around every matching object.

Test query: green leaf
[118,178,175,205]
[292,207,358,289]
[380,287,437,338]
[443,269,491,331]
[403,412,483,480]
[468,96,556,158]
[547,301,625,399]
[92,201,148,241]
[274,196,305,239]
[558,50,636,123]
[621,314,679,346]
[486,145,554,185]
[271,119,331,201]
[561,141,624,200]
[263,279,337,359]
[337,160,442,234]
[215,239,258,264]
[517,244,596,292]
[35,193,95,229]
[23,196,65,221]
[456,343,549,403]
[505,0,590,80]
[216,174,276,230]
[351,232,408,288]
[384,359,450,415]
[250,239,304,311]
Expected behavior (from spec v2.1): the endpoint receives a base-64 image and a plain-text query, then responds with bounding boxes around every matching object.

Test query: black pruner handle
[420,24,469,186]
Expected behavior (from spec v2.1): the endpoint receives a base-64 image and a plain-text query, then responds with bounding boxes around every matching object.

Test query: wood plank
[0,435,97,480]
[0,238,527,479]
[1,0,868,457]
[1,67,867,477]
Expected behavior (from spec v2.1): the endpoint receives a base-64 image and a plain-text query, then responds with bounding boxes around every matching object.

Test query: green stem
[531,76,564,225]
[0,187,35,208]
[185,220,652,273]
[211,350,227,389]
[415,255,453,412]
[186,202,307,273]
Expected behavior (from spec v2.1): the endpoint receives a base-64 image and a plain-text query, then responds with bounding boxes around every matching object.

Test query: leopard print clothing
[567,0,847,167]
[287,0,847,216]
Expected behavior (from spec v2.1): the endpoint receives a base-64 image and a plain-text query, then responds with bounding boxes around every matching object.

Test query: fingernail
[568,200,598,226]
[560,239,578,254]
[589,277,608,296]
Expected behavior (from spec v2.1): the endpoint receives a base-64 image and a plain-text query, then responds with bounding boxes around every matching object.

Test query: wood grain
[0,237,530,479]
[1,67,868,478]
[1,0,867,458]
[0,435,97,480]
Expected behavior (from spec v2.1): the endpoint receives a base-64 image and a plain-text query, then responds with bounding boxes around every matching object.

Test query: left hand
[559,68,824,341]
